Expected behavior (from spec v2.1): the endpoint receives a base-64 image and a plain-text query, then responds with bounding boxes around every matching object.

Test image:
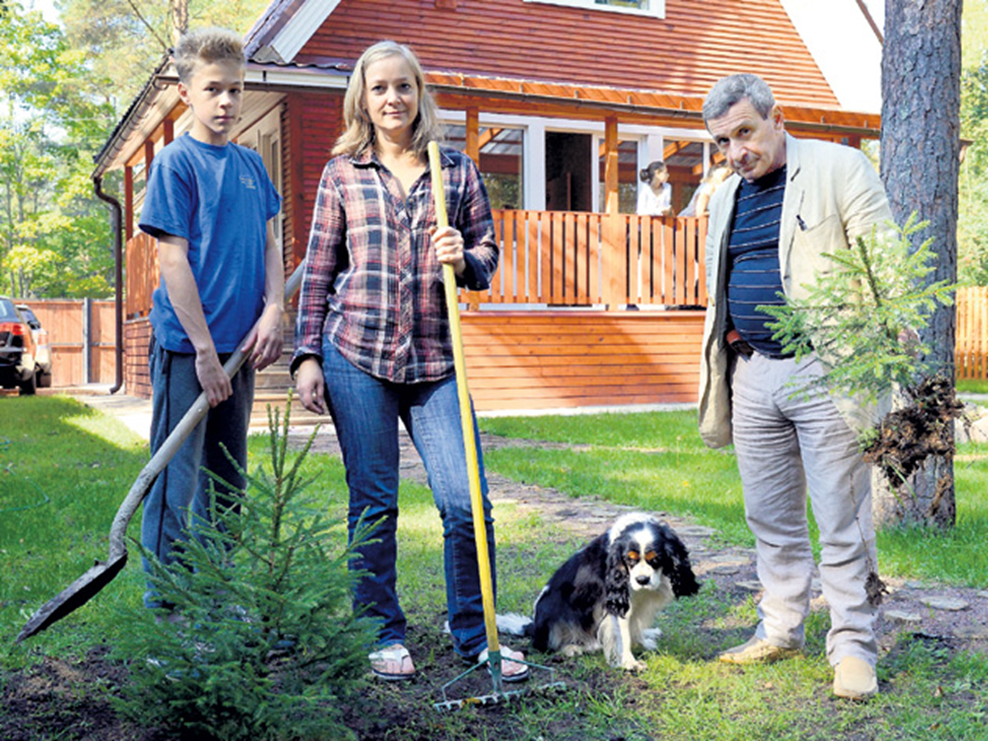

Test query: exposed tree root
[862,373,965,486]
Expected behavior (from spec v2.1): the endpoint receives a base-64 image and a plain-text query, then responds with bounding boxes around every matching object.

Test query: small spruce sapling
[113,395,377,741]
[758,213,960,485]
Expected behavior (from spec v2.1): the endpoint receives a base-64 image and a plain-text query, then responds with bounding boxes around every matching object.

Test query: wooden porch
[122,210,708,412]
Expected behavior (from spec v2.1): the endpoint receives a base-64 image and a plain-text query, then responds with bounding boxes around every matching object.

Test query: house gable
[248,0,844,108]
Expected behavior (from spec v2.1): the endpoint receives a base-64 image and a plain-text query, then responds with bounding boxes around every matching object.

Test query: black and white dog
[499,513,700,670]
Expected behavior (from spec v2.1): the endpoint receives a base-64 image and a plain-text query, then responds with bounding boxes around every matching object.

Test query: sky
[27,0,60,24]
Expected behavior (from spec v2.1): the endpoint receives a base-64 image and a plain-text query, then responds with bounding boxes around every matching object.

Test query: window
[597,139,640,213]
[445,124,525,210]
[659,139,709,215]
[524,0,664,19]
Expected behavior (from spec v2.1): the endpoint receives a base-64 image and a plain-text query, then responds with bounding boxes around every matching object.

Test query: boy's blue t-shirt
[139,133,281,354]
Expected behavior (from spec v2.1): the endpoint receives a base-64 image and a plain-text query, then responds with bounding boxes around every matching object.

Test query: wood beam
[124,166,134,241]
[465,107,480,164]
[604,116,619,215]
[477,126,502,150]
[662,140,690,160]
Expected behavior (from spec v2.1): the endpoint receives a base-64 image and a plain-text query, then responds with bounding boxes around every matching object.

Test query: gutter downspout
[93,175,125,395]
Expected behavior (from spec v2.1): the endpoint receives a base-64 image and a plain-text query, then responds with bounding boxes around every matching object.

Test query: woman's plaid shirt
[292,146,498,383]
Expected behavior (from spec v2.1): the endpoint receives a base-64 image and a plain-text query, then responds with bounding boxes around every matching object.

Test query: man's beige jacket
[697,133,894,449]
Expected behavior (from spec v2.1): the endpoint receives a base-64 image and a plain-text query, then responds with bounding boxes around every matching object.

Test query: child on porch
[137,27,284,614]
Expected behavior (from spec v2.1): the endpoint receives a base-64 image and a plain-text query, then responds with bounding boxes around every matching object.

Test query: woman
[678,164,731,217]
[292,40,528,683]
[637,160,673,216]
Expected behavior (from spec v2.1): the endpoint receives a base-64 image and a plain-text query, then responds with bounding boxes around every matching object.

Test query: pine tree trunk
[877,0,962,529]
[170,0,188,45]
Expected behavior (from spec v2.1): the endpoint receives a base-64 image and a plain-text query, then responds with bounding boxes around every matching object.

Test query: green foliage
[112,402,376,741]
[61,0,272,115]
[958,4,988,284]
[0,0,268,299]
[0,1,117,298]
[6,398,988,738]
[759,214,954,402]
[959,52,988,284]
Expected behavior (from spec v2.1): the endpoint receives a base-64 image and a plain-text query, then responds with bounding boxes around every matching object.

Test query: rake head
[433,651,566,712]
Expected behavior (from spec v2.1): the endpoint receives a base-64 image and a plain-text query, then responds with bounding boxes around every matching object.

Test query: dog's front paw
[620,656,647,672]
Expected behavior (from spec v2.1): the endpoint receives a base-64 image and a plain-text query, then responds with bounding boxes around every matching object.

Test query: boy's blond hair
[173,27,246,84]
[333,40,443,159]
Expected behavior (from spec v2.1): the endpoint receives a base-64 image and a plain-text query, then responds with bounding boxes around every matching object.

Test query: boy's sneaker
[718,636,800,665]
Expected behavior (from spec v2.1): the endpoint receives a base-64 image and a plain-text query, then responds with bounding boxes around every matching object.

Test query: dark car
[15,303,52,387]
[0,296,43,394]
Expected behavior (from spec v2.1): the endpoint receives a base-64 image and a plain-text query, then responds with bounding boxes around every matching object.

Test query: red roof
[274,0,840,108]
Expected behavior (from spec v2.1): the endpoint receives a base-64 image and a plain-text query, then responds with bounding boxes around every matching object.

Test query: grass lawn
[956,378,988,395]
[1,396,987,740]
[479,410,988,586]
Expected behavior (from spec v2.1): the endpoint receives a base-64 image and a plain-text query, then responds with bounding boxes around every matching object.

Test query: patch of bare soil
[3,428,986,740]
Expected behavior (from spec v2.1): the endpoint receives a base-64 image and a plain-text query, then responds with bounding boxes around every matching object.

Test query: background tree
[0,2,116,297]
[0,0,268,299]
[58,0,270,116]
[879,0,963,529]
[958,2,988,284]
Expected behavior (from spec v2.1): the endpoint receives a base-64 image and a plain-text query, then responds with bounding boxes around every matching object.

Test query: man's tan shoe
[718,636,799,665]
[833,656,878,700]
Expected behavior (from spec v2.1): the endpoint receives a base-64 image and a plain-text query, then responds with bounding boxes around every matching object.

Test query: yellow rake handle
[428,142,500,657]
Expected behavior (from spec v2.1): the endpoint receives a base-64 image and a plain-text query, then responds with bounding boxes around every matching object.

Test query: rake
[427,142,565,711]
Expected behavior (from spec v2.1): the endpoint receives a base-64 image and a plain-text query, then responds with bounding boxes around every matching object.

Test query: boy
[138,27,284,611]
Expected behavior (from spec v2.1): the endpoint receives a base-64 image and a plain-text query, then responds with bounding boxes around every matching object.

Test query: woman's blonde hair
[333,40,443,158]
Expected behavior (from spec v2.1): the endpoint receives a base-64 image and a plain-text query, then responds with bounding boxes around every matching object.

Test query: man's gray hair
[702,74,776,123]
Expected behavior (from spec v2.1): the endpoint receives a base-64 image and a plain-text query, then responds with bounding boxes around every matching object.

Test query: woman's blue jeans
[322,340,496,659]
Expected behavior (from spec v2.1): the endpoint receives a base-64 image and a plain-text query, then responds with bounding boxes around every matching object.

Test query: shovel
[16,263,306,643]
[426,142,563,710]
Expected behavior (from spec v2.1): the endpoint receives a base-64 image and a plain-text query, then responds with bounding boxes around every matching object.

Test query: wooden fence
[957,286,988,380]
[16,300,117,387]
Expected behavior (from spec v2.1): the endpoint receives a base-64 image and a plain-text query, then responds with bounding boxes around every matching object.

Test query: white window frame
[438,112,713,212]
[523,0,665,20]
[592,132,644,213]
[440,111,534,209]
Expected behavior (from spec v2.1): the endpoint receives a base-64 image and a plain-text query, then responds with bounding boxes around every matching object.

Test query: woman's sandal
[368,643,416,681]
[471,645,530,683]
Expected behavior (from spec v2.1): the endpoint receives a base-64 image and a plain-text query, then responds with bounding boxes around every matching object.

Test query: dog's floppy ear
[604,540,630,617]
[658,527,701,598]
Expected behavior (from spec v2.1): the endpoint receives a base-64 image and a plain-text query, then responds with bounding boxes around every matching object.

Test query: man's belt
[726,329,755,359]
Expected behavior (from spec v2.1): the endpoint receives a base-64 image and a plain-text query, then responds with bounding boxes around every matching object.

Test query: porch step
[251,388,331,429]
[250,321,330,428]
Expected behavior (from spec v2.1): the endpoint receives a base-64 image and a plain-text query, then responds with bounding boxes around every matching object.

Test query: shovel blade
[16,554,129,643]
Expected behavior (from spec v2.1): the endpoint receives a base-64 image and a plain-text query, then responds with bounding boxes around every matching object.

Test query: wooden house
[92,0,885,412]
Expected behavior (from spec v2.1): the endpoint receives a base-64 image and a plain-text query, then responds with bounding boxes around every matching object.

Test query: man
[696,73,892,701]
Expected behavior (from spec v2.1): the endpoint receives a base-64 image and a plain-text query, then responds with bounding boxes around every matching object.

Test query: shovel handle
[107,262,306,561]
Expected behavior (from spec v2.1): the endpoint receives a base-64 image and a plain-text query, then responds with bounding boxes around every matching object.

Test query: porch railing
[125,230,159,319]
[123,211,710,317]
[472,210,709,309]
